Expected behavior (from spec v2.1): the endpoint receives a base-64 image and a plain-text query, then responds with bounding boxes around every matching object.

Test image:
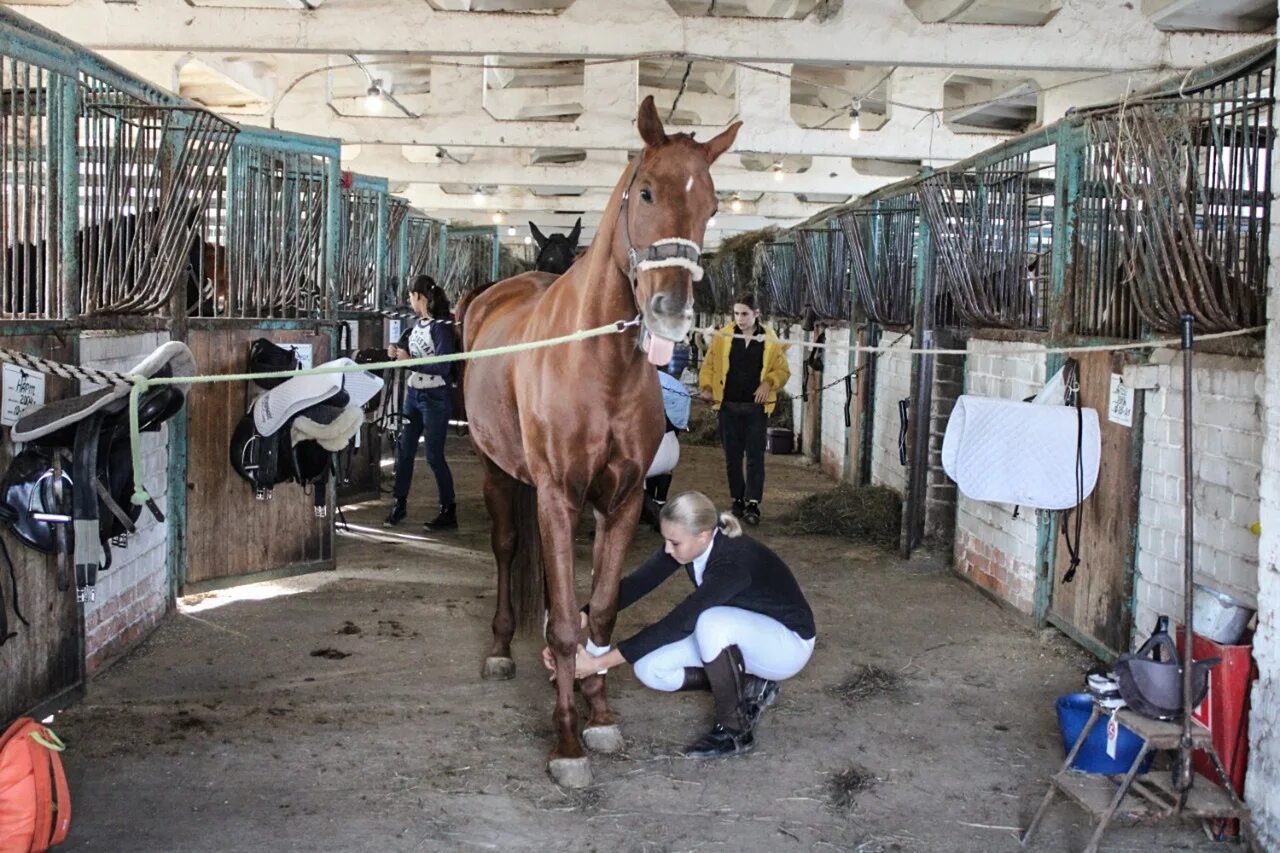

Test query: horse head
[530,217,582,275]
[611,95,740,364]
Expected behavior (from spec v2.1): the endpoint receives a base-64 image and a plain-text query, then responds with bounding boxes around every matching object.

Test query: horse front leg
[580,485,645,754]
[539,490,592,788]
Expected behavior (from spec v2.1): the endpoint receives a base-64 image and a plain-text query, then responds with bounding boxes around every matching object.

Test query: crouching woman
[550,491,816,759]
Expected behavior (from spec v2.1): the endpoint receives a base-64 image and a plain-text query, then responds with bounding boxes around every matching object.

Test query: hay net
[838,197,917,327]
[794,225,851,321]
[919,149,1049,330]
[1087,52,1273,334]
[755,239,799,318]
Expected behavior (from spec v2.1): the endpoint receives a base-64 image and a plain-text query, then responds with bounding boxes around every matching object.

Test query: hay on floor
[827,766,878,811]
[829,665,901,704]
[785,483,901,547]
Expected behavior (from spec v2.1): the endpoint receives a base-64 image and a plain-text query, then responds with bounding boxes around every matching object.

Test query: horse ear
[568,217,582,247]
[637,95,667,148]
[529,221,548,249]
[704,120,742,165]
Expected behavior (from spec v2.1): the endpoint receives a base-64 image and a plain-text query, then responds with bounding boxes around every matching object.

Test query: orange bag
[0,717,70,853]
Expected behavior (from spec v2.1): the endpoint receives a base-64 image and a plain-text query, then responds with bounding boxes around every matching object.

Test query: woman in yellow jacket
[699,292,790,525]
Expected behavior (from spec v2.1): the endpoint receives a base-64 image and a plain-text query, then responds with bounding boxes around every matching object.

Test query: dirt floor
[49,436,1243,852]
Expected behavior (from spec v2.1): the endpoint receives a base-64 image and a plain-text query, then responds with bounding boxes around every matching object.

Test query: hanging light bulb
[472,188,485,206]
[707,216,717,228]
[772,162,785,182]
[365,81,384,114]
[523,235,533,245]
[492,211,505,225]
[848,101,861,141]
[730,196,743,214]
[507,224,516,237]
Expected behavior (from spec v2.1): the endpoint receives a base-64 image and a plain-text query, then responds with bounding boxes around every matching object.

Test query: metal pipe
[1178,311,1195,794]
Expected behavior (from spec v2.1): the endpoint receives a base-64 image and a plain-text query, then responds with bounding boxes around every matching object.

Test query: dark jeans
[719,401,767,504]
[394,386,455,505]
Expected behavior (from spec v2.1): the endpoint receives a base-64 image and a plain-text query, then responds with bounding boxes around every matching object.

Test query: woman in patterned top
[384,275,459,531]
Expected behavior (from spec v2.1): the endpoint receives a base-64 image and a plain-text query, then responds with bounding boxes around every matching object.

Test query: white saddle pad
[941,395,1101,510]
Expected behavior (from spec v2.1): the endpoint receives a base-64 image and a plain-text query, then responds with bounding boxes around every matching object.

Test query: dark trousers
[646,472,673,503]
[718,401,767,503]
[393,386,455,505]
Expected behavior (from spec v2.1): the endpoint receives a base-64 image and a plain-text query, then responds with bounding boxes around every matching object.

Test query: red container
[1176,627,1257,833]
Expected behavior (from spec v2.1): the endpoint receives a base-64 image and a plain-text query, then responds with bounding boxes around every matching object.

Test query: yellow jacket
[699,321,791,415]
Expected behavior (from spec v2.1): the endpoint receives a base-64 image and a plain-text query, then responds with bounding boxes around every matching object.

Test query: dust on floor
[50,440,1235,852]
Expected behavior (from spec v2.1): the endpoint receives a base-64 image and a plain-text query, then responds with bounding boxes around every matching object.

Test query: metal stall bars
[405,210,445,292]
[181,126,342,594]
[337,172,387,315]
[383,194,410,313]
[794,222,851,322]
[211,126,337,322]
[440,225,500,303]
[76,84,237,316]
[1089,46,1274,336]
[756,237,799,319]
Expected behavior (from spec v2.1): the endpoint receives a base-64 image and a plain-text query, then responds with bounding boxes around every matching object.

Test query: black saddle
[2,342,196,601]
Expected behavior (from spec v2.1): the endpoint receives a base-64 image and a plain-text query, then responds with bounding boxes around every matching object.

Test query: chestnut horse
[462,96,740,787]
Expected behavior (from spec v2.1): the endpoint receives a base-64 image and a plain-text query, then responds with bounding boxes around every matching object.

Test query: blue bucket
[1055,693,1154,774]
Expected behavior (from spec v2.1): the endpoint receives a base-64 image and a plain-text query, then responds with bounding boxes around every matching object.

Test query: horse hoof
[548,757,592,788]
[582,725,624,754]
[481,656,515,680]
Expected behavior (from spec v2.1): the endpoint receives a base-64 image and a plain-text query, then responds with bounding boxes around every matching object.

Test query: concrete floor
[48,440,1244,851]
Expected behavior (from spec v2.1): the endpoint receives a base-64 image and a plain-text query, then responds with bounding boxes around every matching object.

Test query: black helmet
[1114,631,1218,721]
[0,448,73,554]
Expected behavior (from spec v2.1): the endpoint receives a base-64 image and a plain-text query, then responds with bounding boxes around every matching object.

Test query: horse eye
[639,188,653,203]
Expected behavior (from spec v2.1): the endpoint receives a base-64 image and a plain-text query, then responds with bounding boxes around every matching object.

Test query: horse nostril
[649,292,687,317]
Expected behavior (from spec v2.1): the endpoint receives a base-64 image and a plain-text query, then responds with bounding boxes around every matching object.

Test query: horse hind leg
[479,455,518,680]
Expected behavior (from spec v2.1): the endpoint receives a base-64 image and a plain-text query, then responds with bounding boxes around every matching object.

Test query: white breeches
[646,431,680,479]
[632,606,816,692]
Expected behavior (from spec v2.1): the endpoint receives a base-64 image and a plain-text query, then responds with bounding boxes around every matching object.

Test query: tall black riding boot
[683,645,754,759]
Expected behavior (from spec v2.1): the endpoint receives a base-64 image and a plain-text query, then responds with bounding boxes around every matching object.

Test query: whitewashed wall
[817,325,852,479]
[869,332,913,495]
[1129,351,1263,642]
[78,332,174,671]
[1248,31,1280,840]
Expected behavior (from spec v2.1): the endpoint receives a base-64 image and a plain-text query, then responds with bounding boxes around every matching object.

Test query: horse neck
[539,179,635,335]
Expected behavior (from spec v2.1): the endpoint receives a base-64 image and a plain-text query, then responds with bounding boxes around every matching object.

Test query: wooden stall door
[1048,351,1143,658]
[844,328,868,482]
[183,325,334,592]
[1,334,82,722]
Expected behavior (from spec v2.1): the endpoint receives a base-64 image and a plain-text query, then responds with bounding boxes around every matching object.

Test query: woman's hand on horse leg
[542,646,556,679]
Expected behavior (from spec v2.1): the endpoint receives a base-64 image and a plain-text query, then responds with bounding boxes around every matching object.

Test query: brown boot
[682,646,754,759]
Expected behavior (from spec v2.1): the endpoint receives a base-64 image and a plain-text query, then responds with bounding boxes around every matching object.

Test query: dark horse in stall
[462,96,740,787]
[3,209,227,317]
[530,217,582,275]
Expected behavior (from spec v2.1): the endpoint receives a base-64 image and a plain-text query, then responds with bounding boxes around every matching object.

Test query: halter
[617,151,706,298]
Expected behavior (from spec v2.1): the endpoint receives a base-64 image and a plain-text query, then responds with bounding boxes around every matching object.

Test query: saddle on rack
[1,342,197,601]
[229,358,382,514]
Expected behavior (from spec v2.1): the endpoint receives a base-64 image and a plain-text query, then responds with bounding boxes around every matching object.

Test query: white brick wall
[818,325,852,479]
[951,339,1047,614]
[1131,352,1262,643]
[1249,87,1280,843]
[870,332,913,495]
[77,332,173,669]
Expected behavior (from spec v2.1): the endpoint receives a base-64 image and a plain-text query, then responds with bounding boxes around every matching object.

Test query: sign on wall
[288,344,314,371]
[1108,373,1133,428]
[2,364,46,427]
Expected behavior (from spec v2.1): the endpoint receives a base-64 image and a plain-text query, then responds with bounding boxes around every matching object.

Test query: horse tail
[511,483,546,635]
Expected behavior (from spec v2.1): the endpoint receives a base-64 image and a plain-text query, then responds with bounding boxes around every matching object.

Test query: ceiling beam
[11,0,1267,73]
